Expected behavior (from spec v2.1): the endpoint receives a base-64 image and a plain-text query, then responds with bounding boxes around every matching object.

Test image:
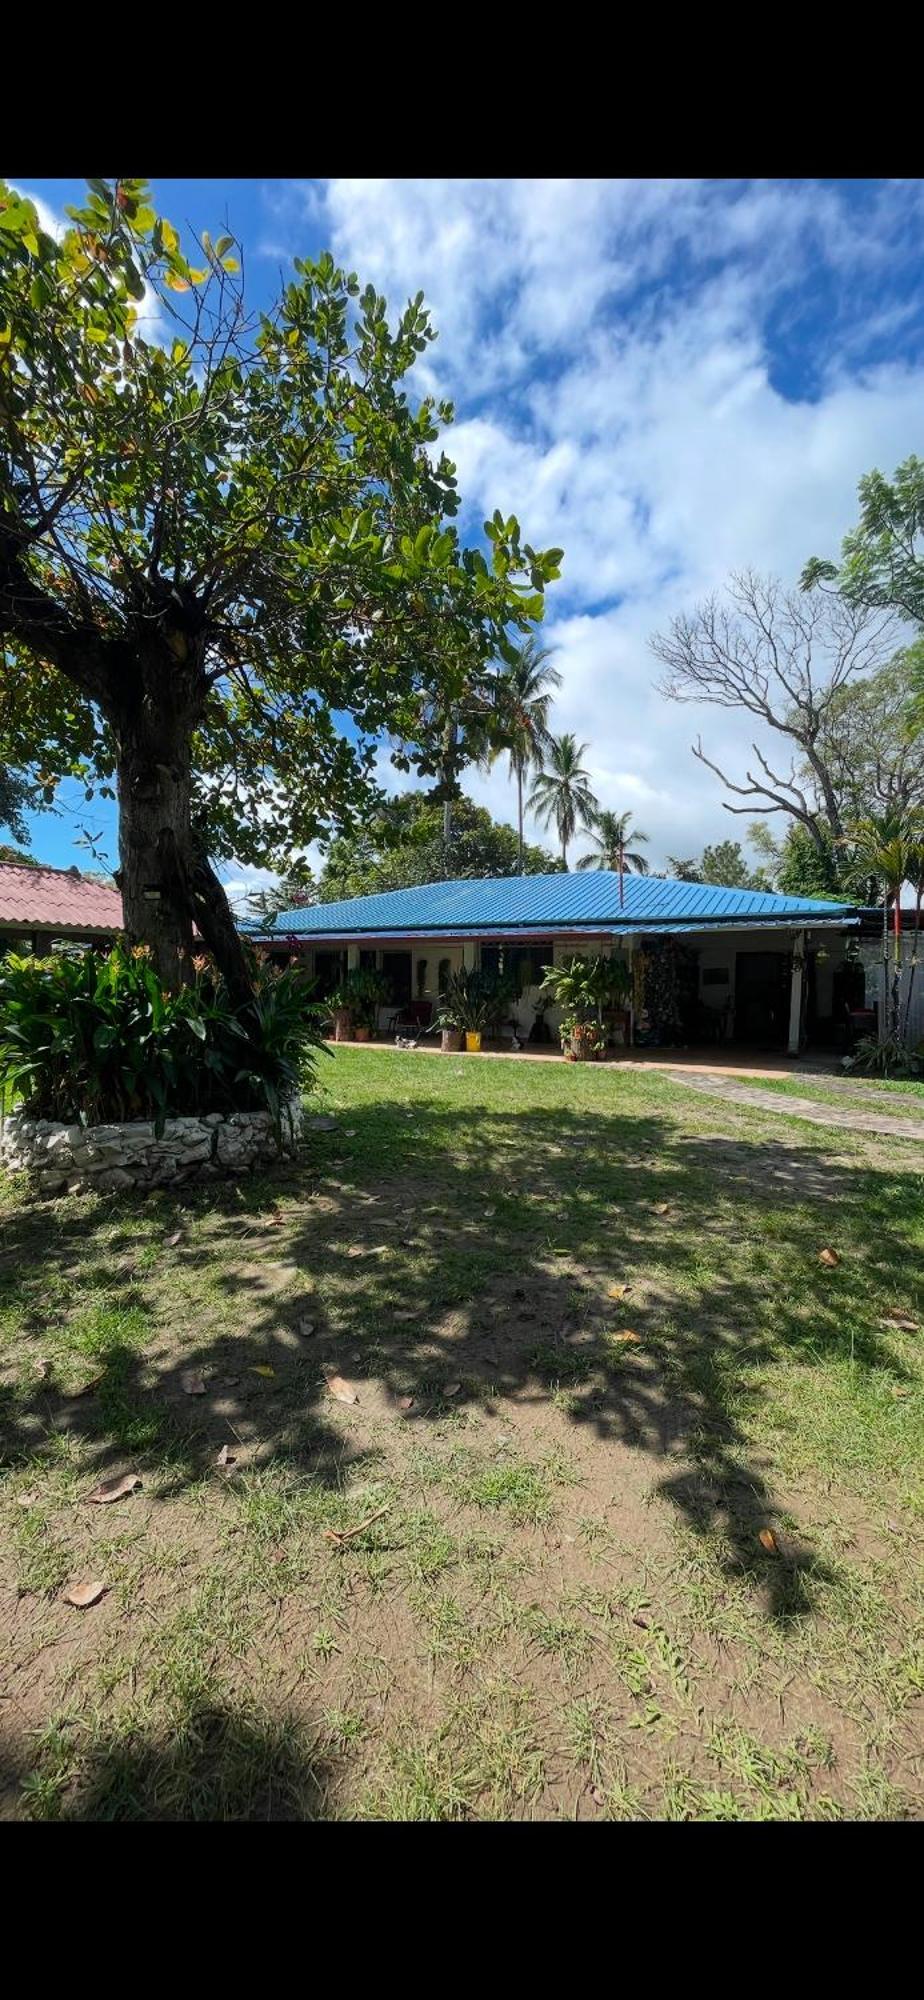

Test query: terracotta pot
[354,1025,370,1042]
[464,1031,482,1053]
[569,1026,599,1062]
[332,1007,353,1043]
[441,1028,462,1052]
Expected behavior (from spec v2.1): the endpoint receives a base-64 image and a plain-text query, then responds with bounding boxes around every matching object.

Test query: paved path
[665,1070,924,1142]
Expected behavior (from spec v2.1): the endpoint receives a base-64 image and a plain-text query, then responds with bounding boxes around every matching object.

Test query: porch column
[462,940,477,971]
[787,930,806,1055]
[347,943,360,972]
[625,937,634,1046]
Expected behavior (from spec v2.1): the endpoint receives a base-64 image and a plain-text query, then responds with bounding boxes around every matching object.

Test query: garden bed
[0,1098,305,1196]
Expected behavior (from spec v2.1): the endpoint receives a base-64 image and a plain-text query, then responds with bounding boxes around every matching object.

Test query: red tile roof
[0,862,123,935]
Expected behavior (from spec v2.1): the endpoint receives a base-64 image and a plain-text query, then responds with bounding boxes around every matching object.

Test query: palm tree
[843,808,924,1041]
[527,734,598,870]
[577,810,650,877]
[489,640,562,873]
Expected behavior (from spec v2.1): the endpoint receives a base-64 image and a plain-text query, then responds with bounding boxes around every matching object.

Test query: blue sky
[8,177,924,904]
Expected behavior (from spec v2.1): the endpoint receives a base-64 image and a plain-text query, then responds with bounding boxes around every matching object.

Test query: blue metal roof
[266,872,855,938]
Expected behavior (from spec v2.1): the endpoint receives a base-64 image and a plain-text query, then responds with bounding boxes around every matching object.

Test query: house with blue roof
[251,870,872,1056]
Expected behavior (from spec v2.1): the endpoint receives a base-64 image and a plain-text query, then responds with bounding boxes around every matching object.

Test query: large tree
[316,790,556,903]
[652,571,896,860]
[802,457,924,744]
[0,180,560,1001]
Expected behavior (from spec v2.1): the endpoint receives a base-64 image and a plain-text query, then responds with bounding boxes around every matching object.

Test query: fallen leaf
[632,1614,649,1630]
[394,1309,418,1323]
[818,1247,841,1267]
[590,1785,606,1805]
[327,1375,359,1405]
[217,1444,236,1468]
[397,1395,415,1413]
[613,1329,642,1345]
[86,1472,142,1505]
[607,1283,631,1300]
[483,1207,497,1218]
[758,1528,778,1554]
[891,1386,911,1400]
[250,1364,275,1378]
[35,1356,52,1381]
[881,1312,919,1332]
[443,1381,461,1398]
[344,1128,357,1138]
[886,1518,902,1534]
[165,1230,183,1248]
[17,1489,40,1509]
[652,1203,670,1216]
[63,1578,107,1608]
[181,1370,206,1396]
[297,1319,316,1338]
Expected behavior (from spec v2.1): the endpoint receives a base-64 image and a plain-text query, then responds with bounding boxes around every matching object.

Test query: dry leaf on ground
[758,1528,778,1553]
[86,1472,142,1505]
[613,1329,642,1345]
[181,1370,206,1396]
[165,1230,183,1248]
[217,1444,236,1468]
[443,1381,461,1398]
[17,1489,40,1508]
[63,1578,107,1608]
[818,1247,841,1267]
[327,1375,359,1405]
[250,1364,275,1378]
[297,1319,316,1338]
[397,1395,415,1413]
[607,1283,631,1300]
[881,1312,919,1331]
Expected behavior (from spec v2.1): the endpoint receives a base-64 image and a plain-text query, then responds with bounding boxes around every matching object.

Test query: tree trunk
[115,693,253,1008]
[517,764,524,876]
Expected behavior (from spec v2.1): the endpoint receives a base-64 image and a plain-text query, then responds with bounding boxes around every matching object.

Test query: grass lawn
[2,1045,923,1821]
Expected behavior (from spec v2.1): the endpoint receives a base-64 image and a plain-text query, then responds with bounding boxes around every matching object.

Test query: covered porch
[270,918,863,1060]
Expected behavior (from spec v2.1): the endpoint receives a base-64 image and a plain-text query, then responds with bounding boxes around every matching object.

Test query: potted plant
[348,968,390,1041]
[539,954,625,1061]
[326,976,355,1043]
[440,968,491,1052]
[436,986,463,1052]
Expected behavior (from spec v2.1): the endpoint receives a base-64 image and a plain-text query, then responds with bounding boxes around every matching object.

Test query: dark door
[734,951,790,1047]
[381,951,411,1007]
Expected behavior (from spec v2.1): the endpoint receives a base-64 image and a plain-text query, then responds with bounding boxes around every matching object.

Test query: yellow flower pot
[464,1031,482,1053]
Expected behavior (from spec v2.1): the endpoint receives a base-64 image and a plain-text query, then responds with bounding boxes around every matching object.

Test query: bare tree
[652,573,896,855]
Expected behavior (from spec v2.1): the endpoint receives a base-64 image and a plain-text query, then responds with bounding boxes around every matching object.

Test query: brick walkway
[665,1070,924,1142]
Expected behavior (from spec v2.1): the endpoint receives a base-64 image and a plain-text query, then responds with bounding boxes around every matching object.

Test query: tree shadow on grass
[4,1696,336,1822]
[2,1090,921,1626]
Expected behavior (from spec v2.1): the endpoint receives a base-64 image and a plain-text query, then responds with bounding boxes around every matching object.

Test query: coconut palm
[489,640,562,873]
[527,734,598,870]
[667,856,704,884]
[577,810,650,876]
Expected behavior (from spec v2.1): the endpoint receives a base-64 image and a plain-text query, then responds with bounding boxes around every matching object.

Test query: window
[416,957,428,997]
[480,942,552,994]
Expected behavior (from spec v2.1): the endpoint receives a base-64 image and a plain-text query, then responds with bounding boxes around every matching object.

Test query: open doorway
[734,950,790,1047]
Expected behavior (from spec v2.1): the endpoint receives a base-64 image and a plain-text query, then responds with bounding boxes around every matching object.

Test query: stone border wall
[0,1097,305,1195]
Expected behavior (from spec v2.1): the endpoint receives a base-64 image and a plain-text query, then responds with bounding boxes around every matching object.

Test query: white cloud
[289,176,924,867]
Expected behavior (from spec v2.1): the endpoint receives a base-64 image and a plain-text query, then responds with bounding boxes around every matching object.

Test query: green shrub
[0,944,325,1132]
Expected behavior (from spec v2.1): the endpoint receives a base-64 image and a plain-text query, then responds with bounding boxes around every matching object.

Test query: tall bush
[0,945,324,1133]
